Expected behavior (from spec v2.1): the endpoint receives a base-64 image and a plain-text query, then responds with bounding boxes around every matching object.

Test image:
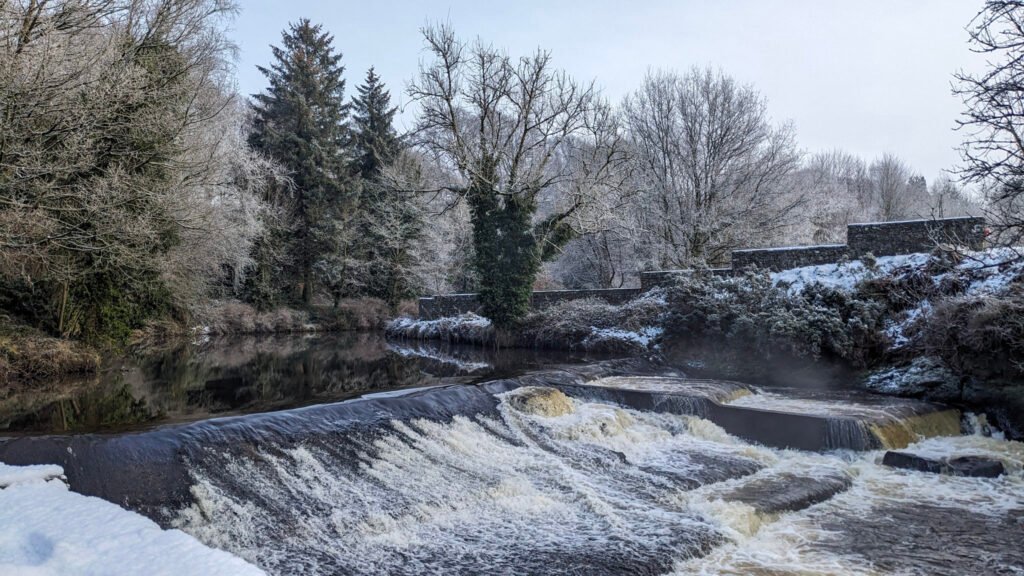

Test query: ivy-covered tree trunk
[467,164,540,327]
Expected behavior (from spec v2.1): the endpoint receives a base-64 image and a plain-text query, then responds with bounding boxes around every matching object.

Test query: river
[1,333,1021,575]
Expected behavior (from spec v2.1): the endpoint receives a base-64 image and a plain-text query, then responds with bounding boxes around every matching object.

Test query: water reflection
[0,333,614,435]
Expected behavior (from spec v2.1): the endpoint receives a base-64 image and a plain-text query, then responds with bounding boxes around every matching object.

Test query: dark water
[0,332,615,435]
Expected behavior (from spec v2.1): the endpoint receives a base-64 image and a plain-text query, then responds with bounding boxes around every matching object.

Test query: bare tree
[928,175,982,218]
[406,24,630,326]
[955,0,1024,252]
[869,153,917,221]
[787,150,872,243]
[623,68,802,268]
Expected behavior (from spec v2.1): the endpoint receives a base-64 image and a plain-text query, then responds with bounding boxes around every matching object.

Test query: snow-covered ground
[0,463,263,576]
[771,247,1023,297]
[773,247,1023,349]
[583,326,663,349]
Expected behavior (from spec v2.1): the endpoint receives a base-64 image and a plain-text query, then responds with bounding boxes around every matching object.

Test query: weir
[562,376,961,451]
[0,365,961,516]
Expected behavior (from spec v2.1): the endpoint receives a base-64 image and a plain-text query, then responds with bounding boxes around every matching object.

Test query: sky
[228,0,988,182]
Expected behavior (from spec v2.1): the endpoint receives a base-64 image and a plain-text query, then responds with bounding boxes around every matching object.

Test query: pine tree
[249,19,352,306]
[351,68,421,305]
[351,67,400,180]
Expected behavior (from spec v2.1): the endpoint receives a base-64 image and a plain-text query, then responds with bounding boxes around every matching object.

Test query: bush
[518,292,665,351]
[387,291,668,353]
[913,288,1024,381]
[663,271,886,366]
[318,298,392,331]
[195,300,312,334]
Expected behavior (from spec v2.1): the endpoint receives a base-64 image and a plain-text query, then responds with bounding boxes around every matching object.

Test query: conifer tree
[351,68,421,304]
[352,67,400,180]
[249,19,352,305]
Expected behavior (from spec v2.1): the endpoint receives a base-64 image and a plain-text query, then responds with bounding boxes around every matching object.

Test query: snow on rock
[0,463,264,576]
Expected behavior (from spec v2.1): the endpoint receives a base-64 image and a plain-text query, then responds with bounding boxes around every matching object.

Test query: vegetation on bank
[0,321,100,383]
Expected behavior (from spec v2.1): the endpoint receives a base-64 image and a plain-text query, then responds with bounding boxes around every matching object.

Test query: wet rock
[882,451,1005,477]
[640,451,762,490]
[821,504,1024,575]
[863,357,960,399]
[506,386,575,417]
[947,456,1005,478]
[721,472,853,514]
[882,451,944,473]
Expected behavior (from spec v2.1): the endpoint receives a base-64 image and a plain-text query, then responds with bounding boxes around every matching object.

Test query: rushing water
[1,335,1022,575]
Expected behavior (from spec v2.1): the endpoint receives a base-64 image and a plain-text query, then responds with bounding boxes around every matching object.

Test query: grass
[0,320,101,383]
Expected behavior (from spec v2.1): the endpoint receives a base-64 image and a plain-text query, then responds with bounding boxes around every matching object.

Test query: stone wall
[639,268,732,291]
[731,244,848,272]
[418,288,641,320]
[846,217,985,257]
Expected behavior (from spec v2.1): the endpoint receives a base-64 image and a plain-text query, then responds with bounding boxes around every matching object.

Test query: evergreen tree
[249,19,352,306]
[351,68,421,305]
[351,67,400,180]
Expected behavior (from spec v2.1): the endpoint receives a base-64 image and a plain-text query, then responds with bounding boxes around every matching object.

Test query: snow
[885,300,932,349]
[387,313,492,340]
[0,463,264,576]
[771,252,931,295]
[0,464,63,489]
[585,326,662,349]
[772,248,1023,297]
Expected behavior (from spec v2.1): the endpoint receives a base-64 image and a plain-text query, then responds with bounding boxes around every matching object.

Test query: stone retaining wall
[731,244,848,272]
[846,217,984,257]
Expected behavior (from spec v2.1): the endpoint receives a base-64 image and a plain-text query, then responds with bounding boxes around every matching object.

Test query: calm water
[0,332,615,435]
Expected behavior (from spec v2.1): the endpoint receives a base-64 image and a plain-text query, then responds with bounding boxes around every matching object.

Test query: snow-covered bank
[0,463,263,576]
[771,247,1024,297]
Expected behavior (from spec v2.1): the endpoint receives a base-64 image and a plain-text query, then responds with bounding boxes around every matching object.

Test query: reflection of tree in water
[2,333,435,434]
[1,375,157,433]
[2,333,613,434]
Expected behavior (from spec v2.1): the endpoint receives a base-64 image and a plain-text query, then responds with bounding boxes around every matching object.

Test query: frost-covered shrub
[913,288,1024,381]
[519,291,665,351]
[386,314,495,345]
[663,271,885,365]
[386,291,667,353]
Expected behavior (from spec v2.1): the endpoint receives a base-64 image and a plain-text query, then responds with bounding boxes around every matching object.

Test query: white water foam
[172,393,1024,575]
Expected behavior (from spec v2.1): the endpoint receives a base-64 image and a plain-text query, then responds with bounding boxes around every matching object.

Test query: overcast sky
[229,0,987,183]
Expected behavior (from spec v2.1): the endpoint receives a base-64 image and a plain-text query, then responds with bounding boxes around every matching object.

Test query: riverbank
[0,463,264,575]
[390,247,1024,437]
[0,297,413,388]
